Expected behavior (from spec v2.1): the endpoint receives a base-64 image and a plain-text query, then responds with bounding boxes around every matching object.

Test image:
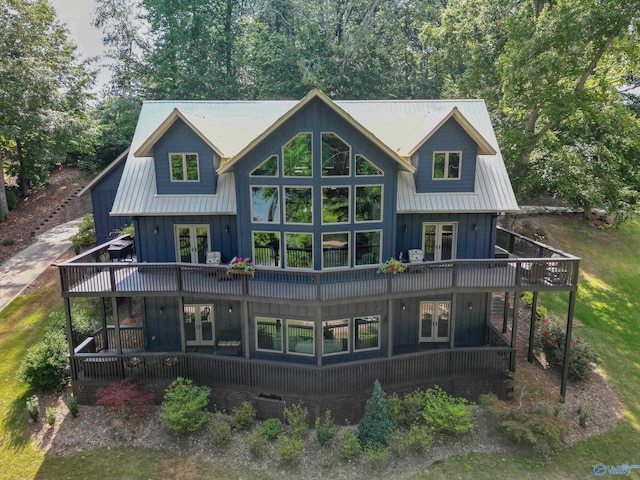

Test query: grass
[2,216,640,479]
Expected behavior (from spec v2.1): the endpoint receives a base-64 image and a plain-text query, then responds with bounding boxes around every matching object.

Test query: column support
[560,290,577,401]
[527,291,539,363]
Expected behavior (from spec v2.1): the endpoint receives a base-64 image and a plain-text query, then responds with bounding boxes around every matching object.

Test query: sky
[49,0,111,91]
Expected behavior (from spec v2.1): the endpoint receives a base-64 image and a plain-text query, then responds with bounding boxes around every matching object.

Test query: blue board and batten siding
[413,118,478,194]
[234,97,399,269]
[90,160,131,244]
[153,118,218,195]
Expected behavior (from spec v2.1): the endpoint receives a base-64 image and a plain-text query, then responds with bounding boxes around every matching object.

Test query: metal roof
[111,93,518,216]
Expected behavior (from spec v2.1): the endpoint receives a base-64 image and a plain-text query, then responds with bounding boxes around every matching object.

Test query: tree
[0,0,95,202]
[358,379,394,448]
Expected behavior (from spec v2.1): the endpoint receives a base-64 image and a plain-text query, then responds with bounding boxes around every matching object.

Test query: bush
[315,409,337,446]
[247,428,269,458]
[363,443,389,469]
[159,377,210,433]
[209,411,232,447]
[284,401,309,438]
[358,379,394,448]
[6,187,18,211]
[261,418,283,439]
[2,238,14,246]
[386,390,424,427]
[67,396,79,418]
[277,434,304,464]
[232,401,255,430]
[422,386,474,434]
[337,428,361,460]
[408,424,433,453]
[71,213,96,249]
[578,405,589,428]
[386,393,403,427]
[26,395,39,421]
[17,330,69,392]
[46,406,56,426]
[47,308,100,348]
[97,380,154,419]
[520,292,547,321]
[535,319,599,380]
[386,429,410,457]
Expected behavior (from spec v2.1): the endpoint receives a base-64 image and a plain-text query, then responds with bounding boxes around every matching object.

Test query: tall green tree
[0,0,95,204]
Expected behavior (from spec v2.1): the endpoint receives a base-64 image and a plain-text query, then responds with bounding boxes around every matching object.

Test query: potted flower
[226,257,256,277]
[377,257,407,274]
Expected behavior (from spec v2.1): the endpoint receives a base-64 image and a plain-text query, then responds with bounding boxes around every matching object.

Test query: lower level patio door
[419,301,450,343]
[184,304,215,346]
[176,225,210,263]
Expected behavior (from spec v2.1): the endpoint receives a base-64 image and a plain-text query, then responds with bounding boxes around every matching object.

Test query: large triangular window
[251,155,278,177]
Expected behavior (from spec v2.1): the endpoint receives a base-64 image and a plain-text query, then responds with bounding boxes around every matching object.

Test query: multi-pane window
[322,232,349,268]
[355,231,381,266]
[321,133,350,176]
[322,187,350,224]
[322,319,349,355]
[284,187,313,224]
[355,154,382,176]
[286,319,315,356]
[355,185,382,222]
[354,316,380,351]
[252,231,280,266]
[256,317,283,352]
[433,151,461,179]
[285,233,313,268]
[251,155,278,176]
[170,153,199,181]
[251,186,280,223]
[283,133,312,176]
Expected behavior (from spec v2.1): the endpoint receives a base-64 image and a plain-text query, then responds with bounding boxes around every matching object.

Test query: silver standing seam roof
[111,93,518,216]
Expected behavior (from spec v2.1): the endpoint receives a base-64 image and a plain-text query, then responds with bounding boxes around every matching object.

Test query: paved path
[0,218,82,313]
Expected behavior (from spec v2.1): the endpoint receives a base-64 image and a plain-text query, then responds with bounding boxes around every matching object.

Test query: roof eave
[77,148,130,196]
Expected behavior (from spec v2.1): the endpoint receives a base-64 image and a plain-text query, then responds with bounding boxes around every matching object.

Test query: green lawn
[2,217,640,479]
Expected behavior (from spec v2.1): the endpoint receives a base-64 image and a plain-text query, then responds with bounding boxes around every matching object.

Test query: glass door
[419,301,450,343]
[184,304,215,346]
[175,225,210,263]
[422,223,456,261]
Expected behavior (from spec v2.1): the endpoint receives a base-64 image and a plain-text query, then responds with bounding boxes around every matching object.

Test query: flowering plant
[377,257,407,274]
[226,257,256,276]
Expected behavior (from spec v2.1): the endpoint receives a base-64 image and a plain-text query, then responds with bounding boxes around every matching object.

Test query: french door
[419,301,450,343]
[175,225,210,263]
[184,304,215,346]
[423,223,456,261]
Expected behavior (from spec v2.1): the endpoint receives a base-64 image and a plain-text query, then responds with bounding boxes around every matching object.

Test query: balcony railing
[58,228,579,301]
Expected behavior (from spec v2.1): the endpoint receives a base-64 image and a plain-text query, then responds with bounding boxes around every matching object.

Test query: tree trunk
[16,138,30,197]
[0,155,8,220]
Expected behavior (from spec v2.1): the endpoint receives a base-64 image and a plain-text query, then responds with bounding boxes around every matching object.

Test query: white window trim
[321,185,351,225]
[432,151,462,180]
[354,184,384,223]
[183,303,215,346]
[354,229,382,267]
[255,316,284,353]
[353,315,381,352]
[282,132,313,178]
[250,185,280,224]
[284,232,314,270]
[322,319,350,356]
[422,222,457,261]
[418,300,451,342]
[250,154,280,177]
[321,131,351,178]
[355,154,383,177]
[283,185,314,225]
[321,230,350,270]
[169,152,200,182]
[285,319,315,356]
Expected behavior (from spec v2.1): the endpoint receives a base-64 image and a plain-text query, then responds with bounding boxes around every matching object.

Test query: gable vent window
[432,151,461,180]
[170,153,199,181]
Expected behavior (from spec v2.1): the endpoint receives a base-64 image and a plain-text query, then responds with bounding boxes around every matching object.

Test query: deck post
[112,297,122,354]
[387,300,394,358]
[502,291,510,333]
[100,297,108,350]
[560,290,577,401]
[63,296,74,358]
[242,298,250,360]
[316,306,323,367]
[527,291,538,362]
[449,294,456,349]
[178,297,186,353]
[509,293,518,372]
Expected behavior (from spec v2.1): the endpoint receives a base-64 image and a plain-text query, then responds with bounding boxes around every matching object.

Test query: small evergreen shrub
[247,428,269,458]
[209,411,232,446]
[337,428,361,460]
[46,406,56,426]
[2,238,14,246]
[17,330,69,392]
[159,377,210,433]
[578,405,589,428]
[408,424,433,453]
[6,188,18,211]
[232,401,256,430]
[422,385,474,434]
[284,401,309,438]
[363,444,390,469]
[66,396,79,418]
[26,395,39,421]
[97,380,154,419]
[71,213,97,249]
[276,434,304,464]
[315,409,337,446]
[261,417,283,439]
[358,379,394,448]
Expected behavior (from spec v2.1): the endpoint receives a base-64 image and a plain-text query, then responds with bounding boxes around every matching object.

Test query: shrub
[337,428,361,460]
[422,385,474,434]
[284,401,309,438]
[363,443,389,469]
[97,380,154,419]
[247,428,269,458]
[315,409,337,446]
[17,330,69,392]
[46,406,56,426]
[277,434,304,464]
[2,238,14,246]
[159,377,210,433]
[47,308,100,348]
[232,401,255,430]
[386,429,410,457]
[71,213,96,249]
[386,389,426,427]
[535,319,599,380]
[261,417,283,439]
[386,393,403,427]
[26,395,39,421]
[520,292,547,321]
[358,379,394,448]
[578,405,589,428]
[67,396,79,418]
[6,187,18,211]
[209,411,232,447]
[408,424,433,453]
